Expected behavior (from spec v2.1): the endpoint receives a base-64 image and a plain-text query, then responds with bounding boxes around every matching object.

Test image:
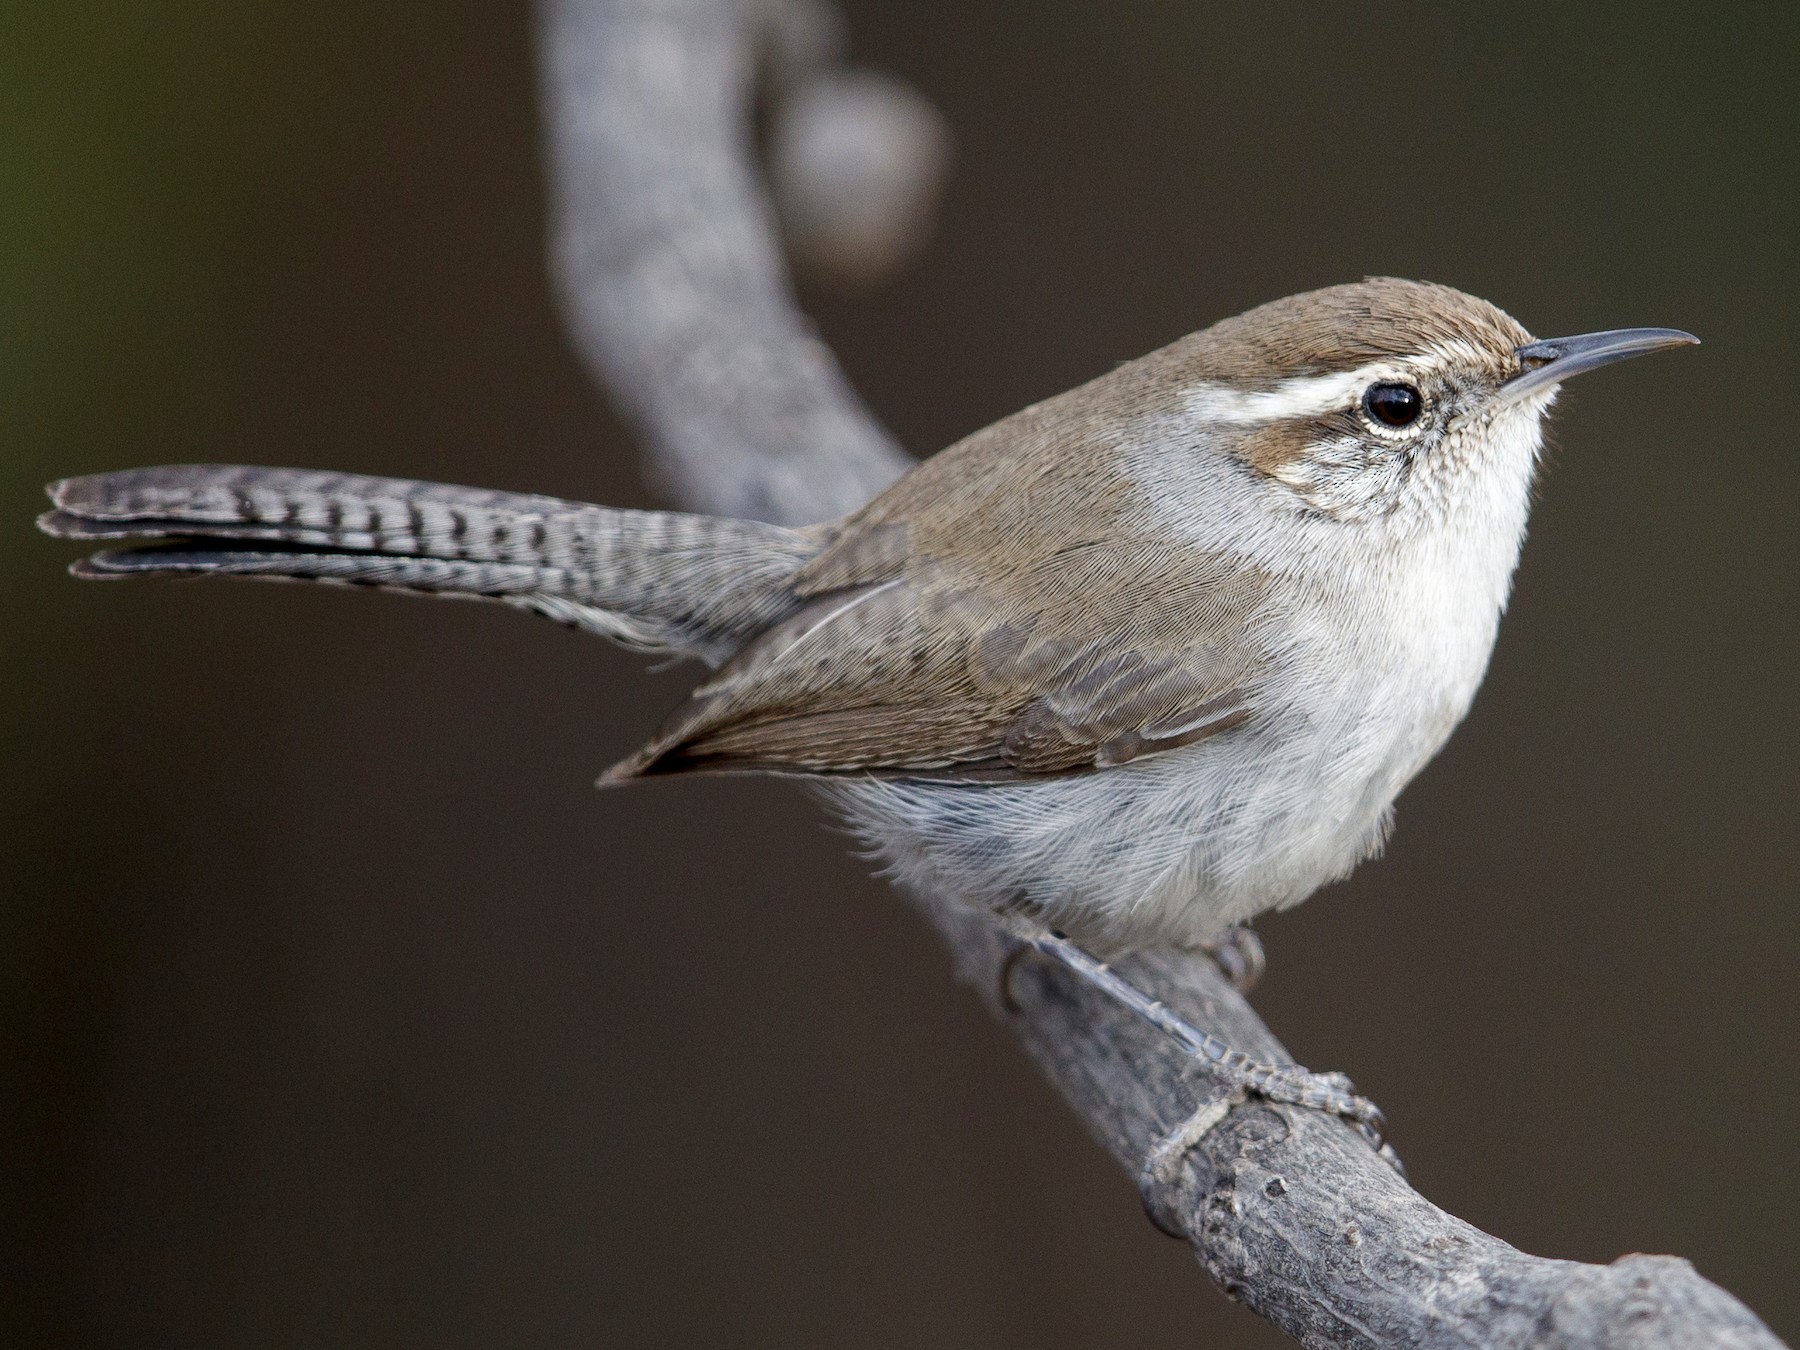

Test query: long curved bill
[1502,327,1699,403]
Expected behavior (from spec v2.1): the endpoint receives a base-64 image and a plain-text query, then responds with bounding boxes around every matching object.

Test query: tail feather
[41,465,825,663]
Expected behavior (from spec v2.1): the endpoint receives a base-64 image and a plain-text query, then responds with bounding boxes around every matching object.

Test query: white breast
[831,401,1544,953]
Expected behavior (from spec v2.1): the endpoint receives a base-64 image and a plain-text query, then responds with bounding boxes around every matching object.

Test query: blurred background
[5,3,1796,1345]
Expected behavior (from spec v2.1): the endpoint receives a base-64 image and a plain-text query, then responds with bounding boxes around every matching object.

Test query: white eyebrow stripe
[1181,338,1501,427]
[1418,337,1488,370]
[1182,364,1390,424]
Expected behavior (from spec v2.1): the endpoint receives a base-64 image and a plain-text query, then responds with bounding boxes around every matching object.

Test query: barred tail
[39,465,823,664]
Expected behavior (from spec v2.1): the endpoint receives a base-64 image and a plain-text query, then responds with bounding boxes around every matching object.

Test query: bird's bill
[1502,327,1699,402]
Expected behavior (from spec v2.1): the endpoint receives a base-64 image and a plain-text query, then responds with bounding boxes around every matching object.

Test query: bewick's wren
[39,278,1696,1140]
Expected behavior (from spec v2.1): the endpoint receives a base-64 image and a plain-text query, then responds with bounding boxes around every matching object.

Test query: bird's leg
[1025,931,1387,1148]
[1198,925,1265,993]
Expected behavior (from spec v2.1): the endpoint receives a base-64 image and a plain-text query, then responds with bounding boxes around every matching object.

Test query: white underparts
[835,375,1550,953]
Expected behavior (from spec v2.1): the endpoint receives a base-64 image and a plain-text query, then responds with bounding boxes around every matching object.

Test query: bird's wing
[603,377,1276,783]
[604,528,1270,782]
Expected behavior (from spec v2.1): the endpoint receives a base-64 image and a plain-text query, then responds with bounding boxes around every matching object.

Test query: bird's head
[1155,277,1696,525]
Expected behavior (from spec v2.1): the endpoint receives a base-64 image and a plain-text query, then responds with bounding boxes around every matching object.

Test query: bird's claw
[1199,925,1265,993]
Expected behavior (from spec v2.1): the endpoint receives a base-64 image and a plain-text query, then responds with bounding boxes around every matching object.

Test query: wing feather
[606,397,1273,782]
[605,541,1267,782]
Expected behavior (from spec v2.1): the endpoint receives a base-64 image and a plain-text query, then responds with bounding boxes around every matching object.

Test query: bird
[38,277,1697,1140]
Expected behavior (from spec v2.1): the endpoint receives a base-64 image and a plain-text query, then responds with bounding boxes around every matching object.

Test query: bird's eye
[1362,382,1423,429]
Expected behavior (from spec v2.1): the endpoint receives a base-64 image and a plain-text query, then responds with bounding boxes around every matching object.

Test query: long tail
[39,465,824,665]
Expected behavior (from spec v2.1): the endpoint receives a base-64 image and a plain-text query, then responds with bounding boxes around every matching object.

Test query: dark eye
[1363,382,1422,429]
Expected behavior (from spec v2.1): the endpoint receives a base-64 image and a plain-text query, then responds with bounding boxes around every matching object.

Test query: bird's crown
[1170,277,1536,388]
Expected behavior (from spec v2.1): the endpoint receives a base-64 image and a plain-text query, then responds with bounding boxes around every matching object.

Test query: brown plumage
[36,276,1698,1137]
[41,280,1538,794]
[606,394,1270,780]
[1156,278,1532,385]
[605,277,1527,782]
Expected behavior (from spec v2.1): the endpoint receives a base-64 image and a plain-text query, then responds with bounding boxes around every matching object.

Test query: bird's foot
[1198,925,1265,993]
[1023,931,1396,1158]
[1138,1072,1402,1236]
[1245,1064,1386,1147]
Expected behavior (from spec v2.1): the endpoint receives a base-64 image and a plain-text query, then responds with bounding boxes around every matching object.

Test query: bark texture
[535,1,1785,1344]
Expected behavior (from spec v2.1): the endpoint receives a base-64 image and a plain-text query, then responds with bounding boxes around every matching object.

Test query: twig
[534,1,1784,1344]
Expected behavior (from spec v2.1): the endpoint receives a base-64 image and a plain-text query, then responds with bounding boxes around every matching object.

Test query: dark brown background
[6,3,1796,1346]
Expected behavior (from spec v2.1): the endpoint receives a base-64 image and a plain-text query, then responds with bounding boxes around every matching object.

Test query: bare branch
[539,0,910,523]
[535,1,1785,1344]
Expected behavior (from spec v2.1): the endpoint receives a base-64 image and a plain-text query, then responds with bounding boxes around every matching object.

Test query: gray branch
[535,1,1783,1344]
